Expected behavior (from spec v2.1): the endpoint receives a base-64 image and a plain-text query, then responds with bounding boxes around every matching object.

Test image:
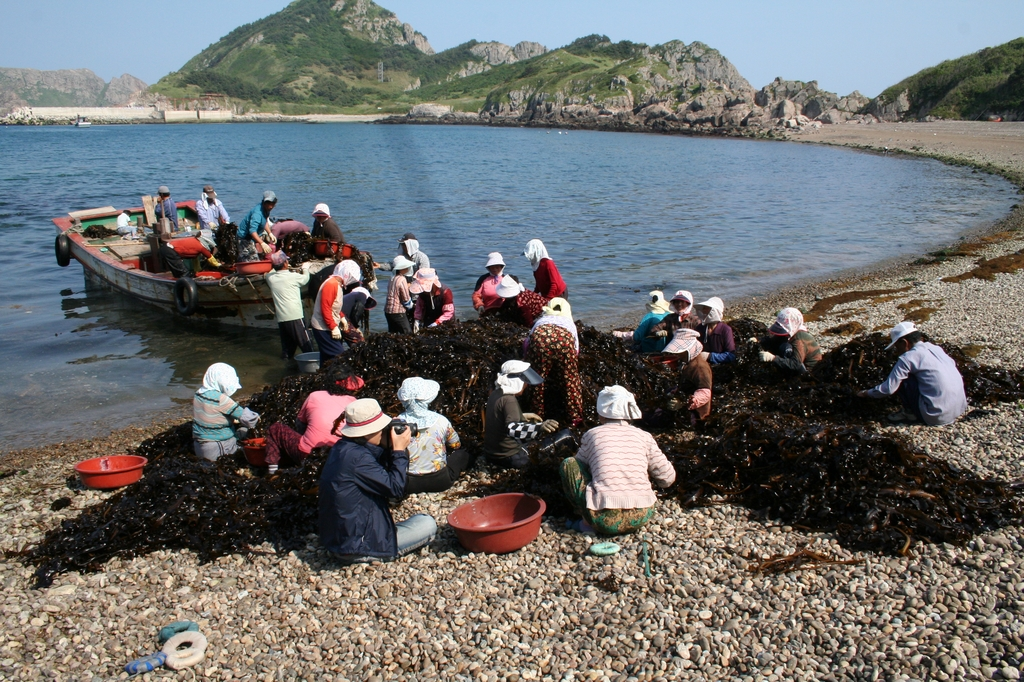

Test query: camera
[390,420,419,437]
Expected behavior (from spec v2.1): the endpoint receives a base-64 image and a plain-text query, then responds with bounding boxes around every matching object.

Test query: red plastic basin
[243,438,268,466]
[312,240,338,258]
[74,455,148,490]
[195,271,223,280]
[235,260,273,276]
[447,493,546,554]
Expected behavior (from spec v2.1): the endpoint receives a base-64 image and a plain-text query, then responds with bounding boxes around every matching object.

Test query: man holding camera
[318,398,437,563]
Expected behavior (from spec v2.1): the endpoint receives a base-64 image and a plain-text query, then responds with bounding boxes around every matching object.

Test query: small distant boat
[73,116,91,128]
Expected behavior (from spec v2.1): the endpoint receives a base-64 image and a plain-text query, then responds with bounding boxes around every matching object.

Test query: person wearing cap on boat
[523,239,567,299]
[265,250,314,360]
[560,386,676,535]
[472,252,509,316]
[663,328,713,423]
[374,233,429,275]
[856,322,968,425]
[236,191,278,263]
[410,268,455,331]
[116,209,137,239]
[384,255,416,334]
[524,297,584,426]
[154,186,179,232]
[318,398,438,563]
[483,360,559,469]
[648,290,696,339]
[311,260,365,364]
[494,275,548,327]
[192,362,260,462]
[612,291,673,354]
[397,377,469,494]
[693,297,736,365]
[264,363,363,474]
[196,185,230,233]
[753,307,822,375]
[310,203,344,244]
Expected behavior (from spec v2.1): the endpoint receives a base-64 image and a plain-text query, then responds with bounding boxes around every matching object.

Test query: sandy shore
[2,123,1024,681]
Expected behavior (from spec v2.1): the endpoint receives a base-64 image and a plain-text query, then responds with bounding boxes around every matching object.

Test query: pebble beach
[2,122,1024,681]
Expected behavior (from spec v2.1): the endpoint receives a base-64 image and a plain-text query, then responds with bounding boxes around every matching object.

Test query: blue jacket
[237,204,269,241]
[155,198,179,230]
[634,311,670,353]
[318,437,408,557]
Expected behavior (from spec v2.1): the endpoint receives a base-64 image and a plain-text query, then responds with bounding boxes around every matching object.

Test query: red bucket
[312,240,337,258]
[243,438,268,466]
[340,243,357,258]
[447,493,546,553]
[75,455,148,489]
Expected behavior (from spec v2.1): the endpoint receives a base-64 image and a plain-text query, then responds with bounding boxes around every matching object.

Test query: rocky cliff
[336,0,433,54]
[0,68,148,114]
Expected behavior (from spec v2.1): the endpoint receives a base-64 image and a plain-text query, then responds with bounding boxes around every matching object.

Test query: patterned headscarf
[397,377,441,429]
[333,260,362,286]
[200,363,241,397]
[663,328,703,361]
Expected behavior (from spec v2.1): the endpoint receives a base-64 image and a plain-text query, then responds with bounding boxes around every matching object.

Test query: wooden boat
[51,202,300,328]
[73,116,91,127]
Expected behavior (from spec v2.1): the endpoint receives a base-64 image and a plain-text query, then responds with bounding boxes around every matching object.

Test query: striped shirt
[575,422,676,510]
[193,389,246,442]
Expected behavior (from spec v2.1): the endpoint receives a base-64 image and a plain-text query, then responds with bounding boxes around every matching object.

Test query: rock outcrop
[337,0,434,54]
[455,41,549,79]
[0,68,148,115]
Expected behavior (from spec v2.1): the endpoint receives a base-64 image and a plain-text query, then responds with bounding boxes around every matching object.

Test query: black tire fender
[173,277,199,316]
[55,234,71,267]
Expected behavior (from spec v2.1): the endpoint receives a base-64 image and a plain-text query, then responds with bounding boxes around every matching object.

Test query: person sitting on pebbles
[483,360,559,469]
[560,385,676,535]
[397,377,469,495]
[752,307,822,375]
[192,363,260,462]
[318,398,437,563]
[663,328,713,424]
[612,290,672,354]
[693,297,736,365]
[410,268,455,331]
[263,363,363,474]
[856,321,968,425]
[647,290,696,340]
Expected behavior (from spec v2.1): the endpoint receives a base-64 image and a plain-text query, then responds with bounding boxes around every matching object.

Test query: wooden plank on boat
[141,196,157,226]
[67,206,116,220]
[106,243,153,260]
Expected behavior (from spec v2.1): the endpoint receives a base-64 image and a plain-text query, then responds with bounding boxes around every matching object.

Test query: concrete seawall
[0,107,236,125]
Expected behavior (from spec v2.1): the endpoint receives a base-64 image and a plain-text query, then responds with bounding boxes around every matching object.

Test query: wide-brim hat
[409,268,440,295]
[496,275,524,298]
[885,321,918,350]
[485,252,505,268]
[663,328,703,359]
[340,398,393,438]
[312,203,330,217]
[391,255,415,271]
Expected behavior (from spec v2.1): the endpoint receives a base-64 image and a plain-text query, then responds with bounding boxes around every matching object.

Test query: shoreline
[3,122,1024,680]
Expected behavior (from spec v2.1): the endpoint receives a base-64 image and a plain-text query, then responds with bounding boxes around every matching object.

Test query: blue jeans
[334,514,437,564]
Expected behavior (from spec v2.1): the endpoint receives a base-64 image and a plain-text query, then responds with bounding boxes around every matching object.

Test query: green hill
[152,0,752,117]
[872,37,1024,121]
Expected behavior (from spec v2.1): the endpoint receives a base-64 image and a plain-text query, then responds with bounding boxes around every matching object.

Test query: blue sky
[2,0,1021,97]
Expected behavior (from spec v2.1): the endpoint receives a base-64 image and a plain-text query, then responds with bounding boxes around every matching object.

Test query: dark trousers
[266,422,308,467]
[898,374,922,418]
[278,319,313,359]
[385,312,412,334]
[404,449,472,494]
[159,243,188,278]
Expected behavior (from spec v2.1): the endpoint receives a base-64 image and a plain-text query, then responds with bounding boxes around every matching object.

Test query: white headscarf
[495,359,531,395]
[696,297,724,324]
[397,377,441,429]
[402,239,420,257]
[596,385,642,421]
[523,239,550,272]
[333,260,362,286]
[772,307,807,337]
[201,363,241,397]
[647,291,671,315]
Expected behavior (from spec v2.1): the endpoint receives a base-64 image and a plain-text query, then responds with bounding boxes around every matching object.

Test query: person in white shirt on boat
[196,185,230,232]
[116,210,137,239]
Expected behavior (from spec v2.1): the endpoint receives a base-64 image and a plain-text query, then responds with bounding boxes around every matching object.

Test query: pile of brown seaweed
[22,318,1024,586]
[213,223,239,266]
[81,224,118,239]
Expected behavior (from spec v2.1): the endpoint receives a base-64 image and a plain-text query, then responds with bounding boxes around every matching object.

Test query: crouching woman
[319,398,437,563]
[192,363,260,462]
[560,386,676,535]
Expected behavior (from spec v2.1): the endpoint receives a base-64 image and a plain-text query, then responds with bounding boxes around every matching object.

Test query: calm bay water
[0,123,1017,451]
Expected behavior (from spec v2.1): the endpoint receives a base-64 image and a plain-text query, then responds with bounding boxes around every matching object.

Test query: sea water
[0,123,1016,450]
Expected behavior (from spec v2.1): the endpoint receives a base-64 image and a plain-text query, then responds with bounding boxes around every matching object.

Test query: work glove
[331,327,343,340]
[265,229,277,244]
[747,337,759,344]
[759,350,776,363]
[267,465,278,475]
[653,329,669,338]
[413,320,421,334]
[612,330,633,339]
[522,413,542,423]
[429,322,438,328]
[539,419,559,434]
[476,306,485,315]
[699,351,710,362]
[666,397,684,412]
[260,241,273,254]
[687,396,700,410]
[340,317,350,332]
